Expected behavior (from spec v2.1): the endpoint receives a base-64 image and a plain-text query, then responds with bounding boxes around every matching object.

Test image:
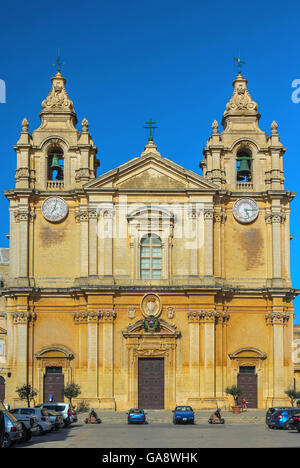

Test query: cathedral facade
[1,69,297,410]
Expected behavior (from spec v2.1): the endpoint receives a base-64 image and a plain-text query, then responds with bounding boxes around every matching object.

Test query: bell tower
[201,71,285,193]
[14,70,99,191]
[6,70,100,286]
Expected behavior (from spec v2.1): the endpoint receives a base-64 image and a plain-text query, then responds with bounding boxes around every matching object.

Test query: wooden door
[138,358,164,409]
[237,372,258,408]
[43,367,64,403]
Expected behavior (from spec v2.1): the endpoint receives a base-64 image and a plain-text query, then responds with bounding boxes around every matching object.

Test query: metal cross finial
[144,118,158,141]
[56,48,64,73]
[233,55,246,73]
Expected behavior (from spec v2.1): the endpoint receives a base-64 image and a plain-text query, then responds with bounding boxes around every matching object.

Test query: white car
[35,403,73,427]
[12,408,52,435]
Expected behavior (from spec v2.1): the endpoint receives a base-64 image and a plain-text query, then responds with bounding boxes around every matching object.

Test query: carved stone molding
[265,311,290,326]
[14,210,30,223]
[11,311,36,325]
[74,210,89,223]
[166,307,175,319]
[265,211,285,224]
[128,307,136,319]
[204,209,214,220]
[187,309,220,324]
[73,310,116,324]
[214,210,227,224]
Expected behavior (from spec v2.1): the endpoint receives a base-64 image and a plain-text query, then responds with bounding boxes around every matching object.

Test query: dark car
[173,406,195,424]
[266,407,300,429]
[127,408,147,424]
[286,412,300,431]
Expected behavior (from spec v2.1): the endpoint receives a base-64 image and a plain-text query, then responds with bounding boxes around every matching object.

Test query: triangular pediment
[84,153,218,191]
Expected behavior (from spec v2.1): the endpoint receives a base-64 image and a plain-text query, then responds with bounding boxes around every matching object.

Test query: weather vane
[233,55,246,73]
[55,48,65,73]
[144,118,158,141]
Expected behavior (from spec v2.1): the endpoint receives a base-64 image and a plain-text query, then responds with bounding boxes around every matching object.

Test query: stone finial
[212,120,219,134]
[140,139,161,157]
[222,72,259,128]
[21,118,29,132]
[41,71,75,113]
[271,120,278,134]
[81,118,89,132]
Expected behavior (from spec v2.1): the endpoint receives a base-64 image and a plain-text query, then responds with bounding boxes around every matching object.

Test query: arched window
[48,146,64,181]
[236,149,252,182]
[140,234,162,279]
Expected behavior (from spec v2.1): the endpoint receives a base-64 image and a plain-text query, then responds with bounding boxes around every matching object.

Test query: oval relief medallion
[141,293,162,318]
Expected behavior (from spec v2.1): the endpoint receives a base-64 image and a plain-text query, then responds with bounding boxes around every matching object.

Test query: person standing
[241,397,248,411]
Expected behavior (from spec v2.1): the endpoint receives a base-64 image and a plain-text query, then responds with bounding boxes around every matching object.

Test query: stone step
[77,410,266,425]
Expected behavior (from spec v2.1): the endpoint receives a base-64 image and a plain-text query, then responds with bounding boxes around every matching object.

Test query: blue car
[266,407,300,429]
[173,406,195,424]
[127,408,147,424]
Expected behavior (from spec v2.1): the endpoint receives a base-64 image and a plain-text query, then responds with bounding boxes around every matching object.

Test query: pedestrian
[241,397,248,411]
[48,394,53,402]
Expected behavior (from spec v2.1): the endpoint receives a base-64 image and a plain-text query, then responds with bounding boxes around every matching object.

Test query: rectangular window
[239,366,255,374]
[0,339,4,356]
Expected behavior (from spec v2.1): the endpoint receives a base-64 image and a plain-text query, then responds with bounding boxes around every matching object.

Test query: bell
[50,155,60,170]
[237,158,251,180]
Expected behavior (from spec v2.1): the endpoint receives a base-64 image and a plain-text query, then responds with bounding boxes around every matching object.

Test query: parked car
[35,403,73,427]
[266,407,300,429]
[2,411,23,448]
[11,408,52,435]
[286,412,300,431]
[127,408,147,424]
[9,408,39,442]
[172,406,195,424]
[71,408,78,423]
[46,410,64,431]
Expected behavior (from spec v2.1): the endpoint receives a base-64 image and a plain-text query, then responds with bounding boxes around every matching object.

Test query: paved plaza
[15,410,300,449]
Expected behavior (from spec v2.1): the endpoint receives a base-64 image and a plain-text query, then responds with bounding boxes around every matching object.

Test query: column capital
[12,310,36,325]
[74,209,89,223]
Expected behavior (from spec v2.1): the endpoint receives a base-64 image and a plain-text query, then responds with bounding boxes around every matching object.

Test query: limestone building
[1,69,298,409]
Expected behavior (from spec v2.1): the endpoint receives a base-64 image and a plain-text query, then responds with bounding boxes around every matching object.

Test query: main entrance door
[138,358,164,409]
[43,367,64,403]
[237,367,258,408]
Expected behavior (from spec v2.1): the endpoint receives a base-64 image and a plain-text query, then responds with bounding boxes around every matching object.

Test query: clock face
[233,198,259,224]
[42,196,68,223]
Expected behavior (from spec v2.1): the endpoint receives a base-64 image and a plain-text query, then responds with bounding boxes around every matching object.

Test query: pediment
[84,154,218,191]
[229,347,267,360]
[122,319,181,338]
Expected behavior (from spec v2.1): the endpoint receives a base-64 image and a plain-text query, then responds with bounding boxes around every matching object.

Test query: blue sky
[1,0,300,319]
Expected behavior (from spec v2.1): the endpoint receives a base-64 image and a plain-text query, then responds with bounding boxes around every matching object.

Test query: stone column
[187,311,200,401]
[14,209,30,279]
[75,210,89,277]
[99,206,115,280]
[99,310,116,409]
[270,211,284,286]
[200,310,217,404]
[11,311,36,388]
[187,208,199,278]
[266,309,290,406]
[88,209,98,276]
[86,311,99,405]
[204,209,214,280]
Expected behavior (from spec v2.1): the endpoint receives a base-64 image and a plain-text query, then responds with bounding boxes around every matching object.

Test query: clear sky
[1,0,300,319]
